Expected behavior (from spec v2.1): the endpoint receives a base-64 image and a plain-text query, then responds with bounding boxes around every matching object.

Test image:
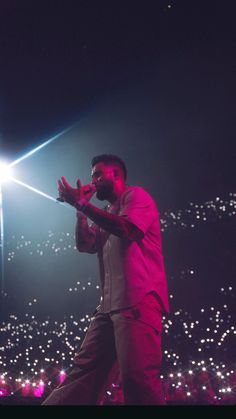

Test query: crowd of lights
[0,284,235,404]
[5,194,236,263]
[0,193,235,404]
[161,193,236,232]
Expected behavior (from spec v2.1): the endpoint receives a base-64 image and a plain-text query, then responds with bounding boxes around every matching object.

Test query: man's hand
[58,176,96,207]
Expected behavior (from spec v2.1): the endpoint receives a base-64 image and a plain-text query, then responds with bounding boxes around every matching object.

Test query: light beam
[0,185,5,314]
[9,177,71,208]
[0,123,77,317]
[9,124,76,168]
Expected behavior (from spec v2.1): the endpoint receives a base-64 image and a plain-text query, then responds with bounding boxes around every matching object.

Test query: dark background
[0,0,235,332]
[1,1,235,203]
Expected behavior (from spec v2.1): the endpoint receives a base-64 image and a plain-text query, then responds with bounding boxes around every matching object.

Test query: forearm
[78,202,143,240]
[75,212,97,252]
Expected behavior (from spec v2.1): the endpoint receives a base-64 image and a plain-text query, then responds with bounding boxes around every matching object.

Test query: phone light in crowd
[21,380,31,397]
[59,370,66,384]
[34,380,45,397]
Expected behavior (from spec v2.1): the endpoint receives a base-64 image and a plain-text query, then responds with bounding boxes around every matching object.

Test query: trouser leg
[42,312,116,405]
[112,294,165,405]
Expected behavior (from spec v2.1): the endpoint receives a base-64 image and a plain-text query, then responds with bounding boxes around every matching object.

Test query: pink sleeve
[119,187,158,234]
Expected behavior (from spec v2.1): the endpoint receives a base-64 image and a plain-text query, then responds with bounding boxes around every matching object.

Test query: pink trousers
[42,293,165,405]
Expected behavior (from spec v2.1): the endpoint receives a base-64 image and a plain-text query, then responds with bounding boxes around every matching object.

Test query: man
[42,154,169,405]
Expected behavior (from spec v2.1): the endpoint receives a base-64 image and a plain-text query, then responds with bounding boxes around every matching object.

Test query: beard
[96,179,114,201]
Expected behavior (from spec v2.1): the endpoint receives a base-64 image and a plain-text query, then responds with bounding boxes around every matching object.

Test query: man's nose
[92,178,100,187]
[91,177,98,185]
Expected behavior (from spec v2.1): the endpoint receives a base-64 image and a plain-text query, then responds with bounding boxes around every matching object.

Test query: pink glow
[59,370,66,384]
[0,387,9,396]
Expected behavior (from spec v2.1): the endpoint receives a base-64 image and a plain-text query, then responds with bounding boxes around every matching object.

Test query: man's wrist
[74,198,88,212]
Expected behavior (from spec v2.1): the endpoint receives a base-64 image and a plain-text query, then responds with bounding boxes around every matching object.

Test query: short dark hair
[91,154,127,180]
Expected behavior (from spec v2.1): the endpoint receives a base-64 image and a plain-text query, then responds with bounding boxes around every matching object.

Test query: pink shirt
[96,186,169,313]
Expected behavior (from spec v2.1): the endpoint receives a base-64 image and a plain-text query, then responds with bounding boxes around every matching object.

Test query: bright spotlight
[0,162,12,184]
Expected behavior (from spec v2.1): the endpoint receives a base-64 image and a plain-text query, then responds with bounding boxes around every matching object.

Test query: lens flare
[9,124,76,168]
[0,162,12,184]
[9,177,71,207]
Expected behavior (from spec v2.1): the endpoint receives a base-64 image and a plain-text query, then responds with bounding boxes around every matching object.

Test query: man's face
[91,162,116,201]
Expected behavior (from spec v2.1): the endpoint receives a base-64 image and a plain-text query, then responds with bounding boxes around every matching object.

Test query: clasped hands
[58,176,96,207]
